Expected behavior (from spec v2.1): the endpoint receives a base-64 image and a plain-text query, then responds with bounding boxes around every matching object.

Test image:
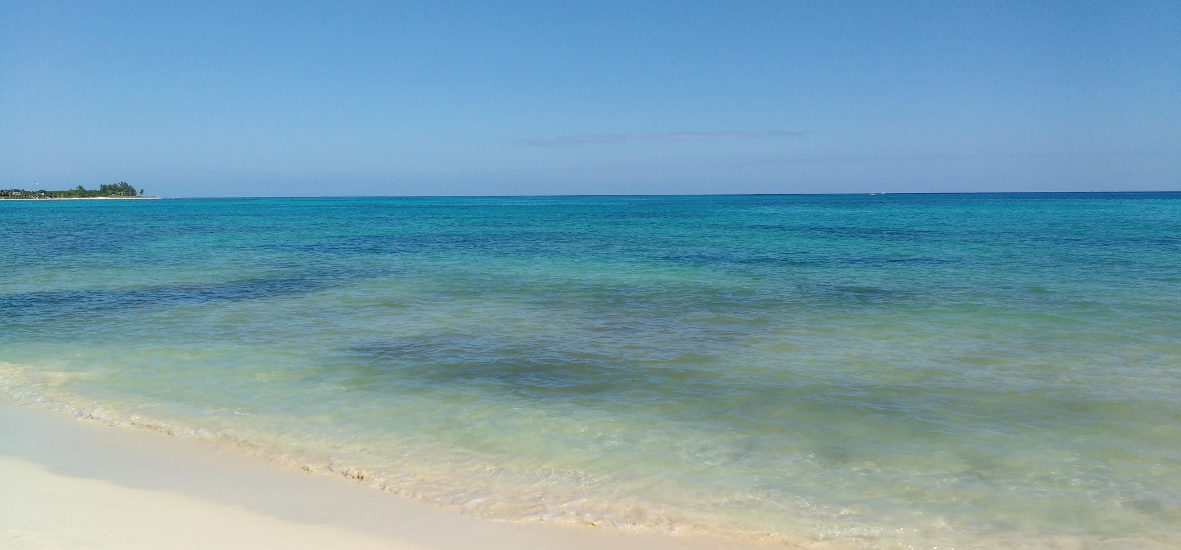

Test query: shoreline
[0,196,161,200]
[0,398,787,550]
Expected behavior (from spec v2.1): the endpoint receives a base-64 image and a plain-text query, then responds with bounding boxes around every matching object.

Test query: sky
[2,1,1178,197]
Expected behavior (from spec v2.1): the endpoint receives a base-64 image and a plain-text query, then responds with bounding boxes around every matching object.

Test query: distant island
[1,182,157,199]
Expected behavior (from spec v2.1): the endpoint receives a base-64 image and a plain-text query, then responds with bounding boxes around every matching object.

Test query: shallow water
[2,194,1179,548]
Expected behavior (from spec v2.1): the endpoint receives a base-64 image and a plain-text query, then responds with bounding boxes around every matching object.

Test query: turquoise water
[2,194,1179,548]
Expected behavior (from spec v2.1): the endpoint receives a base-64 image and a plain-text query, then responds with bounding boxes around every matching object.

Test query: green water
[2,194,1179,548]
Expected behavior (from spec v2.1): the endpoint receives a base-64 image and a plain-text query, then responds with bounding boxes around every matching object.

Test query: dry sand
[0,400,782,549]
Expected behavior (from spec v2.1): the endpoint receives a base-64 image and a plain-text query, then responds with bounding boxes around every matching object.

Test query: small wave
[5,359,1176,550]
[0,362,798,546]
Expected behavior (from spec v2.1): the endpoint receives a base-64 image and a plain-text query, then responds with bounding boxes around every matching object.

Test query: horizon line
[69,190,1181,200]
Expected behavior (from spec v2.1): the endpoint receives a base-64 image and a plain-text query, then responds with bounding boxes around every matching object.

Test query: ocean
[2,193,1179,548]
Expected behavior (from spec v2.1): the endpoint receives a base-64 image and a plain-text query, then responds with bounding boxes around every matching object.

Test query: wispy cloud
[523,129,809,146]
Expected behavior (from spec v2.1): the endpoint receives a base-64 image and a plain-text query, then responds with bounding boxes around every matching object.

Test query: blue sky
[2,1,1177,196]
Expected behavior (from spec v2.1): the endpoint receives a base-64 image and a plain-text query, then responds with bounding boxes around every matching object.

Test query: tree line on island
[1,182,146,199]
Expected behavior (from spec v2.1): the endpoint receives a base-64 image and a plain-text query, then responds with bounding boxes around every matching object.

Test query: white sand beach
[0,400,782,550]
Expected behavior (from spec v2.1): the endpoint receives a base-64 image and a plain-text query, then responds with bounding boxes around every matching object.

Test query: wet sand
[0,399,782,550]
